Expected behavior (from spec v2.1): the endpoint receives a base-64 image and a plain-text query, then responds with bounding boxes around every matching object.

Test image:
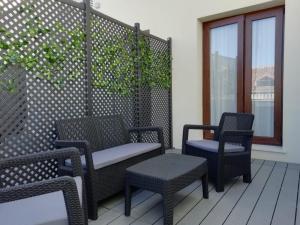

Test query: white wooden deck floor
[89,150,300,225]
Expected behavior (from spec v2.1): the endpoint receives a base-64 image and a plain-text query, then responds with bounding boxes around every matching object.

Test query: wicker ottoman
[125,153,208,225]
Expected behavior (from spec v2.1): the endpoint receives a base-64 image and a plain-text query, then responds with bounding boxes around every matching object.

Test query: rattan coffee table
[125,153,208,225]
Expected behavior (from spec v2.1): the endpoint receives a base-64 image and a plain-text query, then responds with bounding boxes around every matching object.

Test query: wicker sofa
[0,148,87,225]
[55,115,165,220]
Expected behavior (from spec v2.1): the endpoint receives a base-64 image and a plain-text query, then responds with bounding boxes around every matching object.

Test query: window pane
[210,24,238,125]
[251,17,276,137]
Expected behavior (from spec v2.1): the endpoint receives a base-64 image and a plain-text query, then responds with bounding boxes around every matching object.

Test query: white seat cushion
[65,143,161,170]
[0,176,82,225]
[187,140,245,153]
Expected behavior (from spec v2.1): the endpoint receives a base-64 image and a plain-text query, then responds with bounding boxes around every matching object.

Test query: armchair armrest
[55,140,94,172]
[221,130,254,138]
[0,176,85,225]
[183,125,219,131]
[128,126,165,152]
[0,148,83,177]
[182,124,219,153]
[218,130,254,154]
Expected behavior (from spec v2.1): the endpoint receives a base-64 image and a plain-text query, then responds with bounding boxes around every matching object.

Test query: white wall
[96,0,300,163]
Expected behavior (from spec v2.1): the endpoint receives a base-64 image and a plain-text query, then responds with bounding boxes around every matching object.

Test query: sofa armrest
[55,140,95,172]
[55,140,90,149]
[128,126,165,153]
[0,176,85,225]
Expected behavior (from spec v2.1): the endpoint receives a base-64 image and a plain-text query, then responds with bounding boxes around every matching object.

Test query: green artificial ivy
[0,4,171,95]
[91,21,137,96]
[138,35,171,89]
[91,21,171,96]
[0,3,85,93]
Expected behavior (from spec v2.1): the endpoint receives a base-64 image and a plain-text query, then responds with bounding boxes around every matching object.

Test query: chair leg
[243,173,252,183]
[215,181,224,192]
[125,182,132,216]
[201,173,209,199]
[82,191,89,224]
[216,159,224,192]
[88,199,98,220]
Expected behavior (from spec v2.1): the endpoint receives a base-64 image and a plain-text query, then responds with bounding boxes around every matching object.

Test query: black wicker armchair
[55,115,165,220]
[0,148,87,225]
[182,112,254,192]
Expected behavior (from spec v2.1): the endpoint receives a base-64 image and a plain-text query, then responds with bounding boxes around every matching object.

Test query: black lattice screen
[137,31,172,148]
[149,34,172,148]
[90,11,136,129]
[0,0,172,170]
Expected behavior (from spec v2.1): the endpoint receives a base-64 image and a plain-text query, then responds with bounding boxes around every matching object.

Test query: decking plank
[92,190,154,225]
[151,161,263,225]
[99,194,162,225]
[109,194,164,224]
[199,159,263,225]
[103,193,125,210]
[89,210,121,225]
[175,160,262,225]
[114,181,202,225]
[294,164,300,225]
[175,180,235,225]
[152,185,215,225]
[222,160,275,225]
[133,181,202,224]
[271,164,300,225]
[111,191,154,214]
[93,159,300,225]
[247,162,287,225]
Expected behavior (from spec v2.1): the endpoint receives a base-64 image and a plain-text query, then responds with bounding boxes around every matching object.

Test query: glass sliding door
[245,8,284,145]
[203,7,284,145]
[203,16,244,138]
[210,24,238,125]
[251,18,276,137]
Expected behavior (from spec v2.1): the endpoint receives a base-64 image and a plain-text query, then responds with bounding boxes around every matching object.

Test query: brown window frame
[203,6,284,145]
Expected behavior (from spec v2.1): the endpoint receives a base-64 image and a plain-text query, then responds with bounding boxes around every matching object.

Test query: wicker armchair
[55,115,165,220]
[0,148,87,225]
[182,112,254,192]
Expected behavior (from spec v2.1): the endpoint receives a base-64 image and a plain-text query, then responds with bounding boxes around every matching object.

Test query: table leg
[125,181,131,216]
[202,173,209,199]
[163,192,173,225]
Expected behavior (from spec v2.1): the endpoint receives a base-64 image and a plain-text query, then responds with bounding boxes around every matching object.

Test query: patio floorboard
[89,149,300,225]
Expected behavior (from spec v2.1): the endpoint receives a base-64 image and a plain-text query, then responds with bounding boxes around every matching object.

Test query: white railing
[251,91,274,101]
